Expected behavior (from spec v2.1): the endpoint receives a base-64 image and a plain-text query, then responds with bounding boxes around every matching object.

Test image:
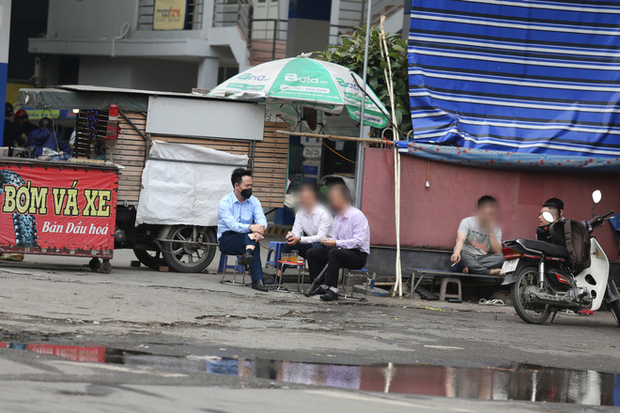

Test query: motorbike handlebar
[601,210,615,219]
[584,210,614,232]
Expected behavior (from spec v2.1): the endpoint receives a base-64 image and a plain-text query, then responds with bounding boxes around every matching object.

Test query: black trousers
[218,231,262,282]
[306,247,368,288]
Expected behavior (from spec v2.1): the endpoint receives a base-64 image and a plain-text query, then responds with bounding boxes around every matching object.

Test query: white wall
[78,56,199,93]
[46,0,140,39]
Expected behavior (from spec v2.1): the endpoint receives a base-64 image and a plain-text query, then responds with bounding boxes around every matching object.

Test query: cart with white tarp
[15,86,290,273]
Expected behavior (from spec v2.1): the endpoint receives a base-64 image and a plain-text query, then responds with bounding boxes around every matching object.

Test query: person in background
[69,130,77,149]
[451,195,504,275]
[544,197,565,220]
[306,184,370,302]
[3,103,26,148]
[28,117,72,158]
[13,109,37,141]
[537,202,561,243]
[218,168,269,292]
[268,181,333,285]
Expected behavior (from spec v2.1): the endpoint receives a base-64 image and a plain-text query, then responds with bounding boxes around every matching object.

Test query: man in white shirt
[271,181,333,282]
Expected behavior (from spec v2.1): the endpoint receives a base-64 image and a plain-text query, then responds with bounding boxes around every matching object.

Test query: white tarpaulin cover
[136,140,249,226]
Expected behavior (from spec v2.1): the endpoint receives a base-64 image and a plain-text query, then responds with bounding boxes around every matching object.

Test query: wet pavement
[2,341,619,407]
[2,248,620,411]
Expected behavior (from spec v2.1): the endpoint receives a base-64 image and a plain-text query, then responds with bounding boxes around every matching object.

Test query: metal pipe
[354,0,373,207]
[119,111,148,141]
[539,259,546,289]
[148,157,246,168]
[275,129,387,144]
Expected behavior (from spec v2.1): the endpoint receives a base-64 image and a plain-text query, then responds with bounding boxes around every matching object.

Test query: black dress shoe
[238,250,254,266]
[320,290,338,301]
[309,285,328,296]
[252,279,268,292]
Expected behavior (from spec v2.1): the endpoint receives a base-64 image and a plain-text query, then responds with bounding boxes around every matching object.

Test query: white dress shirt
[291,203,334,244]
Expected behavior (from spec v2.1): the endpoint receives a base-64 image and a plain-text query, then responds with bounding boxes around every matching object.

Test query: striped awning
[408,0,620,158]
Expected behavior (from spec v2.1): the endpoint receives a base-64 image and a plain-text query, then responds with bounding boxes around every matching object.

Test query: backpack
[549,219,591,273]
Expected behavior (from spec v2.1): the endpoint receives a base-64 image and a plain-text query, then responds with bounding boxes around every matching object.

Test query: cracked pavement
[0,249,619,411]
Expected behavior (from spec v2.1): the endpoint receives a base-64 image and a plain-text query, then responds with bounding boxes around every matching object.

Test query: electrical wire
[321,140,356,164]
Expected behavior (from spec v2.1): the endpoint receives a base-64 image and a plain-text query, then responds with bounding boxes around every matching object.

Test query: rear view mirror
[542,211,555,224]
[592,190,602,204]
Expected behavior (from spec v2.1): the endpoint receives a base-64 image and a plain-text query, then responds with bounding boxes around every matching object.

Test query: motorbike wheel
[609,300,620,328]
[161,225,217,273]
[133,248,165,269]
[511,266,552,324]
[608,280,620,327]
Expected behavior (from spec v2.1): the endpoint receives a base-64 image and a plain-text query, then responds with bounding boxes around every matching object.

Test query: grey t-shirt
[458,216,502,256]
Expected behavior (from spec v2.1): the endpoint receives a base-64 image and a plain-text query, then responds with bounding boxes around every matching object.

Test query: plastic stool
[439,277,462,301]
[265,241,287,268]
[218,253,244,274]
[340,268,370,300]
[220,255,249,286]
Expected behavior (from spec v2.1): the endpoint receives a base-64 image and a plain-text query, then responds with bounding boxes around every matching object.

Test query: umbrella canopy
[207,57,389,129]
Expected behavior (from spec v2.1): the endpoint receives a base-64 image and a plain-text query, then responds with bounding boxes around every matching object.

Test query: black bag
[550,219,591,273]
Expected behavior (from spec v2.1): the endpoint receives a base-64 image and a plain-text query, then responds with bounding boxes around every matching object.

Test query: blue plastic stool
[219,254,249,286]
[265,241,287,269]
[218,254,244,274]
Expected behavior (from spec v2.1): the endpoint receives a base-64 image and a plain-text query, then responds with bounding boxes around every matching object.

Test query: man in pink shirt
[306,184,370,301]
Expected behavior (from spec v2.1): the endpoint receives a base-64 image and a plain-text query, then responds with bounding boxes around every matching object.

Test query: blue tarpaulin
[397,140,620,171]
[408,0,620,162]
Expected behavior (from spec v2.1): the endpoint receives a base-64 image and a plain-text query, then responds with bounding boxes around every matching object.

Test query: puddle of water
[0,342,146,364]
[1,341,619,406]
[206,357,620,407]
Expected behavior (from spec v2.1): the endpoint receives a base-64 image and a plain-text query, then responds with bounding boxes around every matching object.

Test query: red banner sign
[0,161,118,258]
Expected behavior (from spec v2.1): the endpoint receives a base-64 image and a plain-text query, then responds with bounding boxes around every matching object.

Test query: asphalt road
[0,248,619,412]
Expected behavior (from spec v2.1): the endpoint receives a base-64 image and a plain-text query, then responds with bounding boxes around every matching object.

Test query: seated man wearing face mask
[218,168,269,292]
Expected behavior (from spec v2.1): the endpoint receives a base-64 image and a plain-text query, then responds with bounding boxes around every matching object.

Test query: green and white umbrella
[207,57,389,129]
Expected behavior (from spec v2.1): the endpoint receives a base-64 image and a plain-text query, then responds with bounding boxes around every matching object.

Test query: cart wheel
[161,225,216,273]
[100,259,112,274]
[133,248,165,269]
[89,258,101,272]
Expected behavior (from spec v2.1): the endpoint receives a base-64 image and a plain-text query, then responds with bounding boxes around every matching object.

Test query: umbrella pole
[354,0,373,207]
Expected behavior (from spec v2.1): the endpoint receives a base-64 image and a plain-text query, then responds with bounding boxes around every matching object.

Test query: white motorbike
[501,190,620,326]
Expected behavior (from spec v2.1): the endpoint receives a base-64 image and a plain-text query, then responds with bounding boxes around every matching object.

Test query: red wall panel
[362,148,620,260]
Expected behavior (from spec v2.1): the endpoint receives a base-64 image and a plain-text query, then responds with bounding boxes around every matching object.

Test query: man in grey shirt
[451,196,504,275]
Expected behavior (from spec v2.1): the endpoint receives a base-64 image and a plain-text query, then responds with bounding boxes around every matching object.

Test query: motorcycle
[501,190,620,326]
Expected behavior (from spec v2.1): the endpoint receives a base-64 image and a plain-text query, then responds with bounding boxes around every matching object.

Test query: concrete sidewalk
[1,248,619,411]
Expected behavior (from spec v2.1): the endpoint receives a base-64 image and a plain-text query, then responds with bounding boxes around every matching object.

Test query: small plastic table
[276,260,307,293]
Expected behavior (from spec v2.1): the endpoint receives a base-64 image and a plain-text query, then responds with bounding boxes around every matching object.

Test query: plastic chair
[265,241,287,268]
[340,267,371,300]
[219,254,249,286]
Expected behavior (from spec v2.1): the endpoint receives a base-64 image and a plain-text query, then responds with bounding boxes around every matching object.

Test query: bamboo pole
[275,130,390,145]
[379,16,403,297]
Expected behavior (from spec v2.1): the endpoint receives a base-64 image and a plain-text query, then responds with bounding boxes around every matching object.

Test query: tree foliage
[315,26,411,133]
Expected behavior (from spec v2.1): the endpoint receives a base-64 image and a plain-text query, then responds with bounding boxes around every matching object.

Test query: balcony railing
[213,0,252,41]
[249,18,287,65]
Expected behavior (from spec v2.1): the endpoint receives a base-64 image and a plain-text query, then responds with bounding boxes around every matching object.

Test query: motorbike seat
[516,239,569,258]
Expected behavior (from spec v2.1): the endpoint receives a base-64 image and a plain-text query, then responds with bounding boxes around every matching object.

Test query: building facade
[28,0,407,93]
